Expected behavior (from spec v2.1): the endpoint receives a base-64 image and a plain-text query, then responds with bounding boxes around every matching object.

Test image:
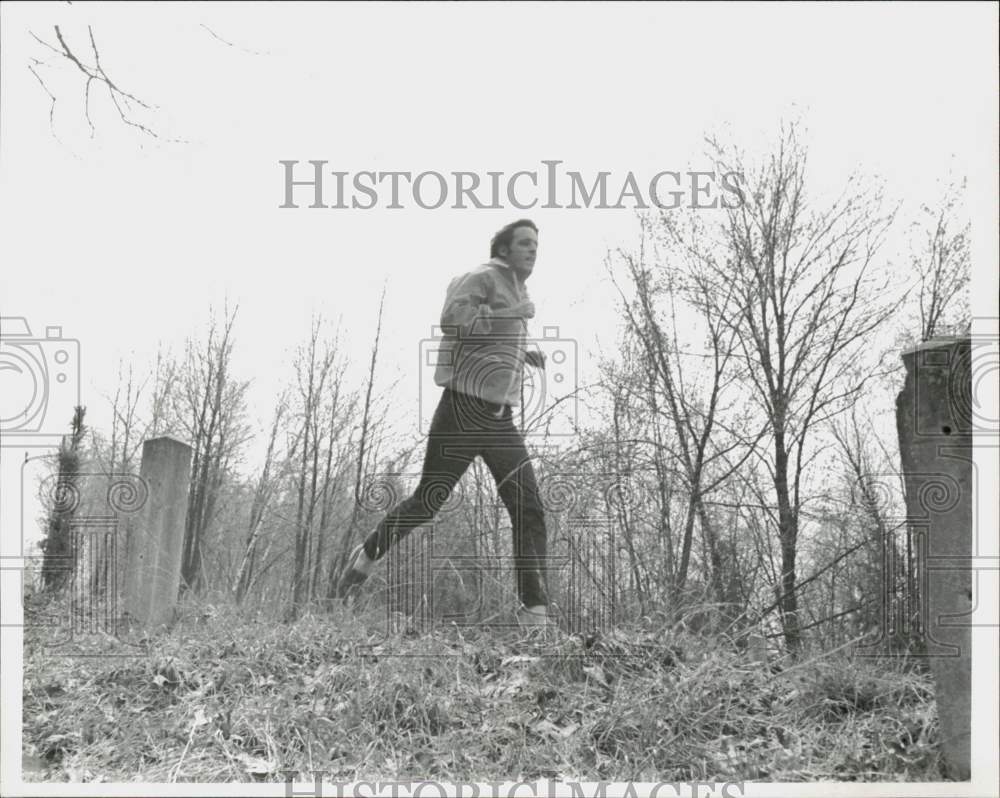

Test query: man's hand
[525,349,546,369]
[508,299,536,319]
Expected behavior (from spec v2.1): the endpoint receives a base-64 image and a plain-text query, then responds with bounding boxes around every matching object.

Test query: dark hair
[490,219,538,258]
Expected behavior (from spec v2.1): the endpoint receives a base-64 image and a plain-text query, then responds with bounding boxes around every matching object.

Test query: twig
[27,64,58,136]
[200,23,270,56]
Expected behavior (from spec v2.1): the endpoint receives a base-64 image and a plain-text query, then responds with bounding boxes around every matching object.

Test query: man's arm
[440,271,495,337]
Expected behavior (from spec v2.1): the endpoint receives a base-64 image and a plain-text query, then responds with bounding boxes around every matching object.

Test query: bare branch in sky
[200,23,271,56]
[27,24,166,141]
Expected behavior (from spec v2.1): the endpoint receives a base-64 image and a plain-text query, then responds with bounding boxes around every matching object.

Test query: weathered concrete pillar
[896,337,972,780]
[124,437,192,630]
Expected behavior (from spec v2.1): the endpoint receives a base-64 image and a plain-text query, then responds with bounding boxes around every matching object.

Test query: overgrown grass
[22,592,945,783]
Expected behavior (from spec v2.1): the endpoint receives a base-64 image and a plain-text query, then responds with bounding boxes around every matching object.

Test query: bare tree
[704,123,900,650]
[830,405,913,647]
[234,397,298,605]
[148,345,177,438]
[287,316,341,616]
[41,406,87,591]
[912,176,971,341]
[91,346,178,474]
[608,370,647,612]
[607,219,762,611]
[308,380,361,602]
[327,285,387,599]
[174,307,250,593]
[95,360,146,476]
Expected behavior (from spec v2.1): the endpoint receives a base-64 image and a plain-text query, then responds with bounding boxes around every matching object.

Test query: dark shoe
[336,544,369,601]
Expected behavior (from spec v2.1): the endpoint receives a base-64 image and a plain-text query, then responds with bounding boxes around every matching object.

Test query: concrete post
[896,337,972,780]
[124,436,192,630]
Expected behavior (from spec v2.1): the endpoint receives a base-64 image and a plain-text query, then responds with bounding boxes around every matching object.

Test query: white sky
[2,2,996,448]
[1,3,998,792]
[1,0,997,541]
[1,0,997,508]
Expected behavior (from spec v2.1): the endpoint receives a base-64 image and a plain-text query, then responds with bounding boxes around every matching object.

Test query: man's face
[500,226,538,277]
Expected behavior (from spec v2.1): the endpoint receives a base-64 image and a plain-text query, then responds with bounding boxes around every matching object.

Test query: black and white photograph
[1,3,997,796]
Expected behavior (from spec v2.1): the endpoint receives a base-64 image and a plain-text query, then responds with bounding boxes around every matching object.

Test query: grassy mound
[22,595,943,783]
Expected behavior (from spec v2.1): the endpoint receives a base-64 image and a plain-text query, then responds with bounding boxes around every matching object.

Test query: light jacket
[433,257,533,406]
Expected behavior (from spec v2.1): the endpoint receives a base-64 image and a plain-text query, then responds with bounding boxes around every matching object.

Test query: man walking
[336,220,552,627]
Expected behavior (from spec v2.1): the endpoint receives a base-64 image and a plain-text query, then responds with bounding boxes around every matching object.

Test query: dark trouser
[362,388,548,608]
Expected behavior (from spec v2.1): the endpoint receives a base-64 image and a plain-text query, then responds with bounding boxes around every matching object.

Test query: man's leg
[360,389,475,563]
[480,415,549,611]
